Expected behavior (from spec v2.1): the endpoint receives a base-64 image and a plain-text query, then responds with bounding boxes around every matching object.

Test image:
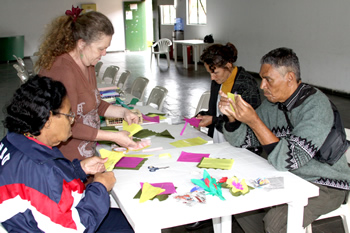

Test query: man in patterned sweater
[219,47,350,232]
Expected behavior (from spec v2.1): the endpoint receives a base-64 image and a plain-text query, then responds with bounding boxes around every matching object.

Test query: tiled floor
[0,51,348,232]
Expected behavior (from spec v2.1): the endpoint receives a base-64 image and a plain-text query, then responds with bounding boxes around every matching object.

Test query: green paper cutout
[133,129,175,139]
[191,170,225,200]
[129,98,139,105]
[100,126,119,132]
[146,113,166,116]
[197,157,234,170]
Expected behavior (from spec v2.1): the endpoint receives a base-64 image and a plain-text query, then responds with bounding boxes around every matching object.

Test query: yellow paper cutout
[170,137,208,148]
[139,182,165,203]
[147,114,166,120]
[99,149,124,171]
[122,120,143,137]
[159,153,171,158]
[227,92,238,112]
[124,154,153,158]
[198,157,234,170]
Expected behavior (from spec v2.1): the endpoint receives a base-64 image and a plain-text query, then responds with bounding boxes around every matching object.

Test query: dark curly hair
[200,42,238,73]
[4,75,67,136]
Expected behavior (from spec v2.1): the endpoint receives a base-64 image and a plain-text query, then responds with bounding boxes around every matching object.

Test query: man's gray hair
[261,47,301,81]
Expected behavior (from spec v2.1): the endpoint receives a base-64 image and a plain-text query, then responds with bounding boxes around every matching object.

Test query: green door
[124,2,147,51]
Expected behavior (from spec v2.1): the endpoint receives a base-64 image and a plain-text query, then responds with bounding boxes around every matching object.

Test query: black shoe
[185,221,206,230]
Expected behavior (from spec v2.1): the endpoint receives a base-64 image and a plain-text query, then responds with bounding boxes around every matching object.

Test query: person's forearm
[103,105,126,118]
[248,118,279,145]
[95,129,116,141]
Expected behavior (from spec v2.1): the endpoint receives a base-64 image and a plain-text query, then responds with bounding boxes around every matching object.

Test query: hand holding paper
[123,120,143,137]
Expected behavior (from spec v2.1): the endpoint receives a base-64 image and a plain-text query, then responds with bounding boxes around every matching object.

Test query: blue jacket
[0,132,110,232]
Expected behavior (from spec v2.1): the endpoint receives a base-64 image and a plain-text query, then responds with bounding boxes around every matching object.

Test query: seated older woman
[0,76,133,233]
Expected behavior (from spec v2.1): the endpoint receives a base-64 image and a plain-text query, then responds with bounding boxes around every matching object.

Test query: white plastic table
[173,39,212,71]
[111,142,319,233]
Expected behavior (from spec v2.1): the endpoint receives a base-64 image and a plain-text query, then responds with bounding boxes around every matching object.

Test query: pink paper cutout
[185,117,201,127]
[115,157,144,168]
[180,122,188,136]
[177,151,210,162]
[180,118,201,135]
[142,114,160,123]
[140,182,177,195]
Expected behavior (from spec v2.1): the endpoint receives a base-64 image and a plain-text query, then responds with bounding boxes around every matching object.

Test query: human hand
[94,172,116,192]
[218,91,236,122]
[81,156,107,175]
[226,94,258,125]
[196,115,213,127]
[113,131,137,148]
[124,110,139,124]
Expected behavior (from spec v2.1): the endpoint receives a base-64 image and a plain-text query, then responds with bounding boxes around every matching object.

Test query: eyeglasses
[55,111,76,124]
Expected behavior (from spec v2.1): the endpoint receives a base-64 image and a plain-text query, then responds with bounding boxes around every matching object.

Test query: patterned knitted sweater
[223,84,350,190]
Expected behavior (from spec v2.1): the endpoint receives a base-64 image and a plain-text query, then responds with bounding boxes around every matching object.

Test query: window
[160,5,176,25]
[187,0,207,25]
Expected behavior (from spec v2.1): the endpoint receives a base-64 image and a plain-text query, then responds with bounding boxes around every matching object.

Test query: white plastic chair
[130,77,149,100]
[101,65,119,84]
[95,61,103,79]
[116,70,131,90]
[151,38,172,68]
[305,128,350,233]
[146,86,168,110]
[195,90,211,114]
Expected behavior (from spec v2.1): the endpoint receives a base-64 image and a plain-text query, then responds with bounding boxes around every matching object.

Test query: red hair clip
[65,5,83,22]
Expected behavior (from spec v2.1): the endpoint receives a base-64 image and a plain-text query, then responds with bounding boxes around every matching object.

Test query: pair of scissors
[148,166,169,172]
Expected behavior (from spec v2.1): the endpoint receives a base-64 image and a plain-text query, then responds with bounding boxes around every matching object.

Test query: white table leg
[212,217,221,233]
[173,43,177,65]
[287,198,308,233]
[182,44,188,69]
[193,45,199,71]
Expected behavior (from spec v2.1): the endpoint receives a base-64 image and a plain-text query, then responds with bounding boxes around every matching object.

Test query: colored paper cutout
[114,158,148,170]
[146,113,167,120]
[179,118,201,136]
[122,120,143,136]
[124,154,153,158]
[99,149,124,171]
[129,98,139,105]
[139,182,165,203]
[159,153,171,158]
[220,176,254,196]
[197,157,234,170]
[142,114,160,123]
[177,151,210,162]
[116,98,134,109]
[170,137,207,148]
[191,170,225,200]
[100,126,119,132]
[140,182,176,195]
[115,157,144,168]
[227,93,241,112]
[133,129,174,139]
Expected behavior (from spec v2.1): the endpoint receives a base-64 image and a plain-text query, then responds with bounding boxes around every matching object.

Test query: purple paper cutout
[177,151,210,162]
[115,157,144,168]
[142,114,160,123]
[140,182,177,195]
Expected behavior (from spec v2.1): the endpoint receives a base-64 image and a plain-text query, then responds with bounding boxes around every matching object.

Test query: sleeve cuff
[72,159,88,182]
[262,142,278,155]
[224,120,242,132]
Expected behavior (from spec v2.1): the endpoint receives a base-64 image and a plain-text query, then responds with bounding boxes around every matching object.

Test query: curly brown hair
[36,11,114,70]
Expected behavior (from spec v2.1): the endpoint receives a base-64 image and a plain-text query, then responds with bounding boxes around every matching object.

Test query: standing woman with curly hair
[38,6,140,161]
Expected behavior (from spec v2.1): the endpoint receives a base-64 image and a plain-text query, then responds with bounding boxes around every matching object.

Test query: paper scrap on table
[197,157,234,170]
[146,113,167,120]
[139,182,165,203]
[140,182,176,195]
[179,118,201,136]
[264,177,284,189]
[124,154,153,158]
[116,98,133,109]
[122,120,143,136]
[170,137,208,148]
[191,170,225,200]
[142,113,160,123]
[99,149,124,171]
[177,151,210,162]
[115,157,144,168]
[159,153,171,158]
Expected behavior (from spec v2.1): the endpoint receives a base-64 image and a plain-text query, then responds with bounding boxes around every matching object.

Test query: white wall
[0,0,129,55]
[176,0,350,93]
